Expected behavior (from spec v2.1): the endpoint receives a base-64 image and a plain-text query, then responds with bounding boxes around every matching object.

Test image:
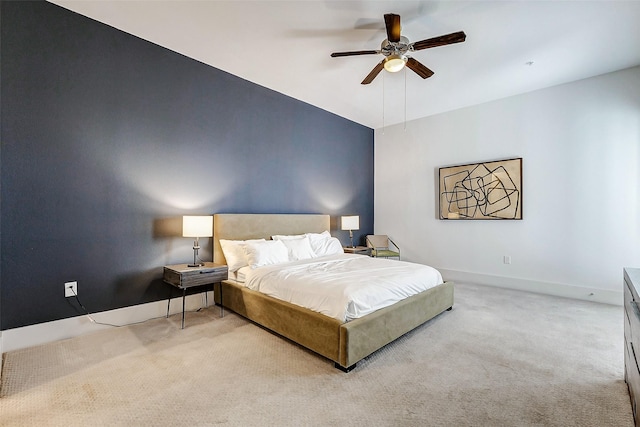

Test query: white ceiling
[50,0,640,129]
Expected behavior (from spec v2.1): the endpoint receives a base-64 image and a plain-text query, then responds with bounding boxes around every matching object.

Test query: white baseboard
[1,271,621,356]
[1,291,214,354]
[438,268,622,306]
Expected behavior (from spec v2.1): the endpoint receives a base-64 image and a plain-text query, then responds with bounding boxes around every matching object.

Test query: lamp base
[189,240,203,268]
[187,263,204,267]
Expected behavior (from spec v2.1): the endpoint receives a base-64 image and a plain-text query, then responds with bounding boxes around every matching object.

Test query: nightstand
[163,262,228,329]
[343,246,371,256]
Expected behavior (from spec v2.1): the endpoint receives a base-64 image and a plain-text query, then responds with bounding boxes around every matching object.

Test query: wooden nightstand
[343,246,371,256]
[163,262,228,329]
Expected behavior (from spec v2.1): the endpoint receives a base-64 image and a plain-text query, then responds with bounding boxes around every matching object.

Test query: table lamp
[341,215,359,248]
[183,215,213,267]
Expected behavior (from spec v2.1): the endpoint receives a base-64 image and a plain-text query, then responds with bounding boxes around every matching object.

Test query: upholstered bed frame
[213,213,454,371]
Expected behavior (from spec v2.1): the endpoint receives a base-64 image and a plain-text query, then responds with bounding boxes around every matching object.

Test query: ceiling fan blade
[361,60,385,85]
[384,13,401,43]
[331,50,379,58]
[410,31,466,51]
[406,57,434,79]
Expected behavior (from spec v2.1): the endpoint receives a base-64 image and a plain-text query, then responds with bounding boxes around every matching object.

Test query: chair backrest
[366,235,389,249]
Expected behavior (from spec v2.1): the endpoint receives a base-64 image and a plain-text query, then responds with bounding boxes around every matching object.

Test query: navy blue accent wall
[0,1,373,330]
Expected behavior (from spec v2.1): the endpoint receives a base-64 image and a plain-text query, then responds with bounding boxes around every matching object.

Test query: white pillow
[305,230,331,241]
[219,238,265,272]
[271,233,306,241]
[279,236,316,261]
[242,240,289,269]
[305,231,333,255]
[312,236,344,257]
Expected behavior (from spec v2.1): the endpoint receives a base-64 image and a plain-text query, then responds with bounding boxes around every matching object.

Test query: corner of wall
[0,331,4,384]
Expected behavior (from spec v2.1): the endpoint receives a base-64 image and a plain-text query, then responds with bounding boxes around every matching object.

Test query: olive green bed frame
[213,214,454,372]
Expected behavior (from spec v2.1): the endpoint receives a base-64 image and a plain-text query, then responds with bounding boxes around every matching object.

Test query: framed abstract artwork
[439,157,522,220]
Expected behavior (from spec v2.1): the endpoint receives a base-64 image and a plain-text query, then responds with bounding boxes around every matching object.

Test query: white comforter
[244,254,443,322]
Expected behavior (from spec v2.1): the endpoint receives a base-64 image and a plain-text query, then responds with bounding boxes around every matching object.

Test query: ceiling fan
[331,13,466,85]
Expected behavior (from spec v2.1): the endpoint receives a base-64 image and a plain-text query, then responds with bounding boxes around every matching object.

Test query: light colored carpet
[0,283,633,426]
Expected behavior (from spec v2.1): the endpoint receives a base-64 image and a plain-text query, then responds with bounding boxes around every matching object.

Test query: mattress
[228,266,251,283]
[243,253,443,322]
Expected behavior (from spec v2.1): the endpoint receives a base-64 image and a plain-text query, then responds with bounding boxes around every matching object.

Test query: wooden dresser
[624,268,640,426]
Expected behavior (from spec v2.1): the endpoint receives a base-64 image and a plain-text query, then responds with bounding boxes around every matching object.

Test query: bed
[213,213,454,372]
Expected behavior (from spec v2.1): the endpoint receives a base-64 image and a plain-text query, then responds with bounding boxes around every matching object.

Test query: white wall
[375,66,640,304]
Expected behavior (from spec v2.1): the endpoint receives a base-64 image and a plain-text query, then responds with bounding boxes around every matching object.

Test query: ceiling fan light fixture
[384,54,407,73]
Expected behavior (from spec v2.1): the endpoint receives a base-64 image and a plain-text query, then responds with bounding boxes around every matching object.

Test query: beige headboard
[213,214,331,265]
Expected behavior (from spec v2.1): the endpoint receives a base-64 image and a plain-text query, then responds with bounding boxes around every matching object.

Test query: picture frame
[438,157,522,220]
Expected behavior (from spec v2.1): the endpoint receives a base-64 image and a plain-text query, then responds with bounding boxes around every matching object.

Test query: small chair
[366,235,400,260]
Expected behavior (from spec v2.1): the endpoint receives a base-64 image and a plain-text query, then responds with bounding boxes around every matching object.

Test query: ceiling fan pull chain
[382,70,385,133]
[404,66,407,131]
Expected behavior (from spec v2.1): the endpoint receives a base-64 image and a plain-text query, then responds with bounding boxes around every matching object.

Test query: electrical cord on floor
[69,289,135,327]
[68,287,204,328]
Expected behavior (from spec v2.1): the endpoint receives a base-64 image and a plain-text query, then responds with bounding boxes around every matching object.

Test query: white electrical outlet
[503,256,511,265]
[65,281,77,297]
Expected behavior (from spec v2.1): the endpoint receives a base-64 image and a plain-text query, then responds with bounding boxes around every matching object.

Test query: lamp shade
[341,215,360,231]
[182,216,213,238]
